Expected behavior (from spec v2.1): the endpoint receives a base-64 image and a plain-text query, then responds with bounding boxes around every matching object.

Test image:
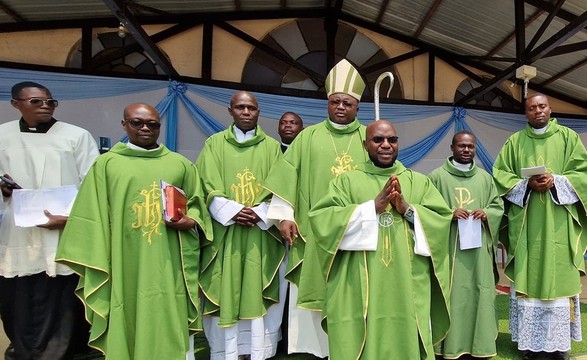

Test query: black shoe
[5,344,17,360]
[522,350,538,360]
[550,351,570,360]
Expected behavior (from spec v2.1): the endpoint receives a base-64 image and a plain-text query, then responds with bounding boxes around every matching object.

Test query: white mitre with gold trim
[325,59,366,101]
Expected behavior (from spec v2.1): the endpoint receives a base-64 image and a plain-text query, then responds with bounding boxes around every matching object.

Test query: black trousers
[0,273,90,360]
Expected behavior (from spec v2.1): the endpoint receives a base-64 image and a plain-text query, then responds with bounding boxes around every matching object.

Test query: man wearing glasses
[56,103,213,359]
[0,81,99,359]
[308,119,452,359]
[262,59,369,357]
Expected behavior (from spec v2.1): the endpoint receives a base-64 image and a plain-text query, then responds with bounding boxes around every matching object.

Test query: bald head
[122,103,161,149]
[229,91,259,132]
[364,120,399,168]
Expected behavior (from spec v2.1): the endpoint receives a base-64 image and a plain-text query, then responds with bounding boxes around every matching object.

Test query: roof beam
[524,0,579,22]
[127,2,174,16]
[90,22,198,68]
[525,0,565,52]
[0,0,24,22]
[540,57,587,86]
[438,54,521,107]
[361,48,427,74]
[102,0,179,78]
[414,0,443,38]
[543,40,587,57]
[455,9,587,106]
[376,0,391,23]
[215,21,324,85]
[486,7,544,57]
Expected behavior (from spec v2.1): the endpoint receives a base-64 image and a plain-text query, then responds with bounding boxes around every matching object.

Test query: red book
[160,180,187,221]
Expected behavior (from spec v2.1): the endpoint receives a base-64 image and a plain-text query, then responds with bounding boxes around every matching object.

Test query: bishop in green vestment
[263,59,368,357]
[309,120,452,360]
[493,94,587,358]
[195,91,285,360]
[56,104,213,360]
[428,131,503,359]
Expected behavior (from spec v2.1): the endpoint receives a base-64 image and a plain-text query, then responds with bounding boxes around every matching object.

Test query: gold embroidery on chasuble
[378,205,402,267]
[454,187,475,210]
[231,167,261,207]
[131,181,163,245]
[329,132,358,177]
[529,155,552,204]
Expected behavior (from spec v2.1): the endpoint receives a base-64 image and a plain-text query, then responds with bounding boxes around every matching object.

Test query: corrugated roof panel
[2,1,112,21]
[419,0,516,55]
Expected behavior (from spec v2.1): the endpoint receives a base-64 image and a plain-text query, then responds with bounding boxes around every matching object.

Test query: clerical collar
[531,124,548,134]
[233,125,256,143]
[328,120,352,130]
[451,159,472,171]
[126,141,160,152]
[19,118,57,133]
[281,142,290,149]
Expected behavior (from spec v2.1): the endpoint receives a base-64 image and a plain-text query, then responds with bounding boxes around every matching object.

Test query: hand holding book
[160,180,195,230]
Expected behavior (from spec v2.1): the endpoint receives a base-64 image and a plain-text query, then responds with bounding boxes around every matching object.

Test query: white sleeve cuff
[504,179,528,207]
[209,196,244,226]
[551,174,579,205]
[267,195,295,222]
[413,209,431,257]
[252,202,270,230]
[339,200,378,251]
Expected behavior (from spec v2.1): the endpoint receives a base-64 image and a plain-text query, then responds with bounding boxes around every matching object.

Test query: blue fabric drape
[2,67,585,167]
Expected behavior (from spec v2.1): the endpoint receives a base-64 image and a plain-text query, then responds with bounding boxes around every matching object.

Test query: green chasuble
[309,161,452,360]
[493,118,587,299]
[428,158,504,358]
[195,125,285,326]
[263,118,367,310]
[55,143,213,360]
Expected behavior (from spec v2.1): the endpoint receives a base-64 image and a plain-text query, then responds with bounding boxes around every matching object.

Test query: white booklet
[12,185,78,227]
[458,217,482,250]
[521,165,546,178]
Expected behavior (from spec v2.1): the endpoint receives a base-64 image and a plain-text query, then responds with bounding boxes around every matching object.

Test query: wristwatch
[403,206,414,220]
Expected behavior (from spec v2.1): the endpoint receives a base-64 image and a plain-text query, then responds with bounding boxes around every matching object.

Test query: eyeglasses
[124,118,161,130]
[370,136,399,144]
[328,99,355,109]
[14,98,59,108]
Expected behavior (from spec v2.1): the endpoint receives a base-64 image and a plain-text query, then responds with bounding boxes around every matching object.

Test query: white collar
[451,159,472,171]
[233,125,256,142]
[127,141,160,152]
[531,124,548,134]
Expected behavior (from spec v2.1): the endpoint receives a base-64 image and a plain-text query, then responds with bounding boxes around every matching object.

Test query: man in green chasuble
[429,131,504,359]
[263,59,369,357]
[56,103,213,360]
[493,94,587,360]
[309,120,452,360]
[195,91,285,360]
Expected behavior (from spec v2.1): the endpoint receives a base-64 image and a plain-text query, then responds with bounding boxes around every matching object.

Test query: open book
[160,180,187,222]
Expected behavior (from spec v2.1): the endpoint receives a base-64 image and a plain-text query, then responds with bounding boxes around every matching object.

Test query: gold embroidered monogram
[454,187,475,209]
[328,131,357,177]
[132,181,163,245]
[231,167,261,207]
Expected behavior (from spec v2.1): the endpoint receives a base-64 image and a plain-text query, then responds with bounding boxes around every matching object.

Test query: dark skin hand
[0,174,17,197]
[232,207,261,227]
[528,173,554,193]
[165,208,196,230]
[453,208,487,221]
[37,210,68,230]
[375,175,409,215]
[279,220,299,245]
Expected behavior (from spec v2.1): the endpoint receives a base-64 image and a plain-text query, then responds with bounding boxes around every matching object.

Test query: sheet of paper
[521,165,546,178]
[458,217,482,250]
[12,185,78,227]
